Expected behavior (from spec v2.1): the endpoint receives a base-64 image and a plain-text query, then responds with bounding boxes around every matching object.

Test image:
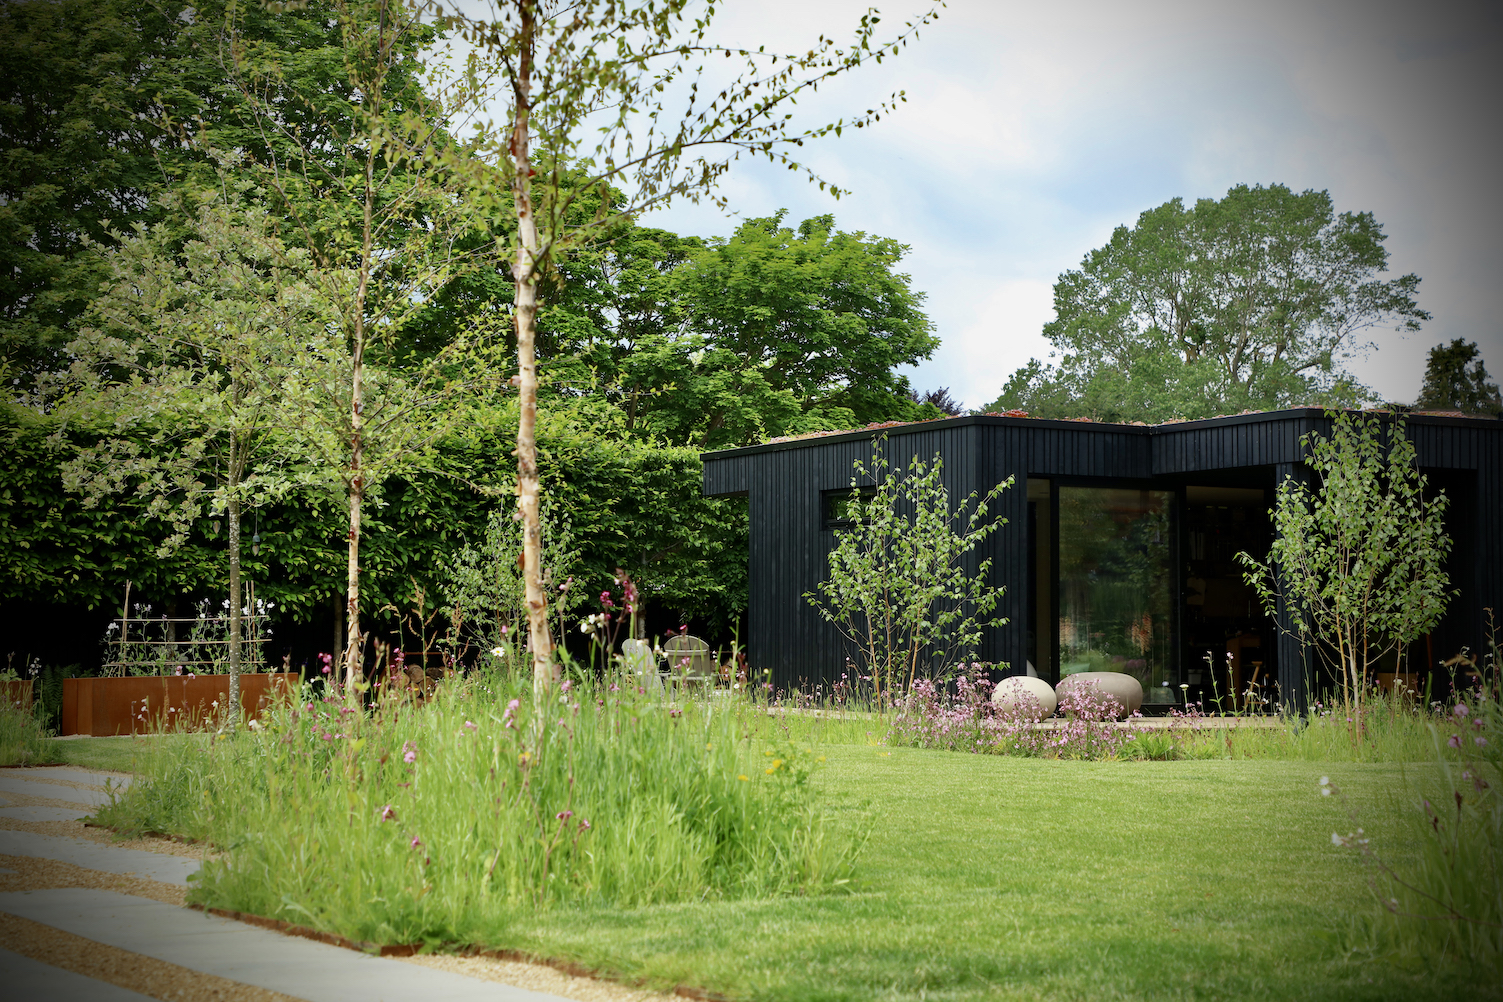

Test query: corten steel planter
[61,673,300,737]
[2,679,33,712]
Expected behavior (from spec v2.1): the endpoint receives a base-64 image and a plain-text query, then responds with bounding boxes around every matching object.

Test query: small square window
[823,487,877,530]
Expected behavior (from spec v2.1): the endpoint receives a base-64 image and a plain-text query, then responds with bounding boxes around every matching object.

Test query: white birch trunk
[511,0,556,691]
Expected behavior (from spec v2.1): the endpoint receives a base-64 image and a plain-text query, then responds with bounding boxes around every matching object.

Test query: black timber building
[700,409,1502,708]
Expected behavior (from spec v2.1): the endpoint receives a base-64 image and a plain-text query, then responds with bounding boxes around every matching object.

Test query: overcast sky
[633,0,1503,411]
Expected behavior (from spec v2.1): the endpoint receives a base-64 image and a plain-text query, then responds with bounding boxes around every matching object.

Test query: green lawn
[496,747,1477,1001]
[46,735,181,774]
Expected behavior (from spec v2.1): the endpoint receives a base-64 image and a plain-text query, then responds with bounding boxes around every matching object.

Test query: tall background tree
[597,213,937,449]
[988,184,1430,422]
[0,0,375,382]
[1414,339,1502,417]
[53,181,326,721]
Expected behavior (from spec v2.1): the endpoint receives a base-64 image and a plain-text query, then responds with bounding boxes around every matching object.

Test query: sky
[628,0,1503,411]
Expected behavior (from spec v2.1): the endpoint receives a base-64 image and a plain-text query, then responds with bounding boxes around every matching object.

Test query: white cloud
[903,278,1057,412]
[634,0,1503,407]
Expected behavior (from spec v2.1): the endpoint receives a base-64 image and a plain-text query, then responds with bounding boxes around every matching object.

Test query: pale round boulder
[1055,671,1143,719]
[991,675,1057,720]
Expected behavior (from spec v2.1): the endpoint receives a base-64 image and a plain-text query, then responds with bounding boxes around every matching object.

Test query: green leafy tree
[1414,339,1502,417]
[807,446,1012,711]
[989,184,1429,422]
[455,0,941,688]
[51,183,326,722]
[635,213,937,447]
[0,0,375,381]
[217,0,506,685]
[1238,412,1451,723]
[499,210,938,449]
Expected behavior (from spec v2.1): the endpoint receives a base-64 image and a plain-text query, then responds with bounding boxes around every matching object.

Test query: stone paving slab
[0,774,115,807]
[0,888,575,1002]
[15,768,135,790]
[0,805,92,822]
[0,945,159,1002]
[0,830,199,885]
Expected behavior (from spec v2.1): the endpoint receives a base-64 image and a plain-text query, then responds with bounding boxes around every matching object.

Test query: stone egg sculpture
[1055,671,1143,719]
[990,675,1057,720]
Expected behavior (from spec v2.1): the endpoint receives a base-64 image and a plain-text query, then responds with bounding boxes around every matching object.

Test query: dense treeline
[0,0,938,671]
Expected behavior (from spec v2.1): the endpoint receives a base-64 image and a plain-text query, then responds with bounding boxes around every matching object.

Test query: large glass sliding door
[1056,486,1175,703]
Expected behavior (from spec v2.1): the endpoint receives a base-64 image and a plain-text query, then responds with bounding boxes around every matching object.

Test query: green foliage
[0,702,61,766]
[1239,412,1451,709]
[441,502,583,659]
[2,0,947,661]
[808,445,1012,706]
[521,211,940,449]
[0,404,226,608]
[622,213,938,449]
[96,677,859,942]
[53,176,330,553]
[991,183,1428,422]
[1415,339,1502,416]
[0,0,391,379]
[31,661,71,731]
[0,397,748,644]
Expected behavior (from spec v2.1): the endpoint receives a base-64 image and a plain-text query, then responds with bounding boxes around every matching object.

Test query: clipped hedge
[0,402,747,656]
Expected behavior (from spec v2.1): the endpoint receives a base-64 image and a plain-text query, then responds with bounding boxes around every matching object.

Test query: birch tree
[1239,411,1452,723]
[445,0,941,690]
[221,0,499,685]
[807,447,1011,711]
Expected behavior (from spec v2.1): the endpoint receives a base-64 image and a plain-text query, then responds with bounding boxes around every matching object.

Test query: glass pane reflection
[1058,487,1174,700]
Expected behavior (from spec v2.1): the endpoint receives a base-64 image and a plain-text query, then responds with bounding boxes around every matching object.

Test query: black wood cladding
[701,410,1503,691]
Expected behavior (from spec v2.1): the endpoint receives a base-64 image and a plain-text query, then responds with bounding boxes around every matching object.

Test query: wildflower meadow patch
[94,674,860,946]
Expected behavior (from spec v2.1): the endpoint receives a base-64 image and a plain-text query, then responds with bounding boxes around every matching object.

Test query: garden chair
[662,634,715,695]
[621,638,661,694]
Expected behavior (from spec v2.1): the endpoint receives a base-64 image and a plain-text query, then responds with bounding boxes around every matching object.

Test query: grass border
[188,902,734,1000]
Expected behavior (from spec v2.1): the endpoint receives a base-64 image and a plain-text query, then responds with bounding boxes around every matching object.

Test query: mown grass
[750,693,1454,764]
[51,735,182,774]
[489,749,1492,1001]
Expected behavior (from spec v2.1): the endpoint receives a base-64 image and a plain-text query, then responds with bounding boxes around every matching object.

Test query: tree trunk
[345,353,364,689]
[344,125,375,692]
[226,436,242,732]
[511,0,556,691]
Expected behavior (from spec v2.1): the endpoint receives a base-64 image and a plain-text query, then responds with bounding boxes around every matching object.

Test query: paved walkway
[0,767,594,1002]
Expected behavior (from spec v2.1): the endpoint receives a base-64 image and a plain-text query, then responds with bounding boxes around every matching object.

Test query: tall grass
[95,674,861,946]
[0,703,61,766]
[1326,670,1502,975]
[1173,692,1449,762]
